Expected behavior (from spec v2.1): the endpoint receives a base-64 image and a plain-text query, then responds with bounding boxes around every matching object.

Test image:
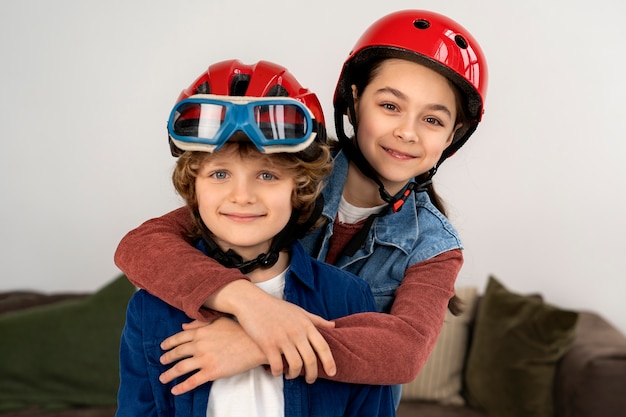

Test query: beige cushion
[401,286,478,405]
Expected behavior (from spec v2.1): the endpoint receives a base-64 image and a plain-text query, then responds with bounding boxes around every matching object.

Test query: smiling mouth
[382,146,416,160]
[222,213,265,222]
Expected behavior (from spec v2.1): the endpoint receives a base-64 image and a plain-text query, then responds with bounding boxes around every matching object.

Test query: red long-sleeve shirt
[114,206,461,384]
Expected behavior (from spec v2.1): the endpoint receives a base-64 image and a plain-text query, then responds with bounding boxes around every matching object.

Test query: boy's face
[195,145,295,261]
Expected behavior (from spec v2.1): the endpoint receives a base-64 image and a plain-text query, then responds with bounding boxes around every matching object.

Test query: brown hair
[172,140,332,239]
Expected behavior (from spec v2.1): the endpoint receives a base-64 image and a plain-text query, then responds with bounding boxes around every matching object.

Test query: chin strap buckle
[391,182,418,213]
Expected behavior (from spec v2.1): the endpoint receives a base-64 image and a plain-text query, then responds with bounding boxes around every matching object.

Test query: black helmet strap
[197,195,324,274]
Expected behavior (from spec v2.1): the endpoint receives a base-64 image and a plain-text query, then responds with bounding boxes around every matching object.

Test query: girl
[115,9,488,405]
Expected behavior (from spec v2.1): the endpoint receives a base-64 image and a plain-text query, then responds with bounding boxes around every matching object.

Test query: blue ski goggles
[168,94,319,154]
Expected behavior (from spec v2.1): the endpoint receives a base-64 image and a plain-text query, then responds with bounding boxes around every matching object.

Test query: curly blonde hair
[172,141,332,239]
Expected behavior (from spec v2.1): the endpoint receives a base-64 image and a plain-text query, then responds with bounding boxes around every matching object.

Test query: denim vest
[301,151,463,313]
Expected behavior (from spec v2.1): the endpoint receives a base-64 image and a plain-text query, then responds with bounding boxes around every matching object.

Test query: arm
[160,249,462,391]
[317,249,463,385]
[115,207,246,321]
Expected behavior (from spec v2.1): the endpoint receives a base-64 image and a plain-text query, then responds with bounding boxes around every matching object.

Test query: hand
[159,317,264,395]
[207,280,336,383]
[234,289,337,383]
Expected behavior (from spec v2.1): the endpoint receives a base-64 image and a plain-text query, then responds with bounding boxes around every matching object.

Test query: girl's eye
[381,103,397,111]
[425,117,443,126]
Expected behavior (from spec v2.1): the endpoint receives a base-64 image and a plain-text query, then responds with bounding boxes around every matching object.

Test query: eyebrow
[375,87,453,118]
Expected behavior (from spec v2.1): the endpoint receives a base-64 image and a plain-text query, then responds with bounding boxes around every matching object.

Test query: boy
[115,59,395,417]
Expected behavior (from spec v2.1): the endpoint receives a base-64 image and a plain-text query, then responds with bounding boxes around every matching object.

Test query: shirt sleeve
[316,249,463,385]
[114,207,248,321]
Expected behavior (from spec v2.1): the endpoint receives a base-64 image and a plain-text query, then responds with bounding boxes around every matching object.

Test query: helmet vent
[194,81,210,95]
[454,35,468,49]
[267,84,289,97]
[413,19,430,30]
[230,74,251,96]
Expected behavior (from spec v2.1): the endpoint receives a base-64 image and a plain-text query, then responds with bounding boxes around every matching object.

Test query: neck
[245,250,289,283]
[344,161,403,207]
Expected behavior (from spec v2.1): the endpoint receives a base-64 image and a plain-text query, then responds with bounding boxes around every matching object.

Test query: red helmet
[178,59,325,125]
[169,59,326,157]
[334,10,488,161]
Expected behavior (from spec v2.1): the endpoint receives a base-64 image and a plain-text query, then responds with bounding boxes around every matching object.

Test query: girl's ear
[351,84,359,103]
[446,123,463,147]
[348,84,359,124]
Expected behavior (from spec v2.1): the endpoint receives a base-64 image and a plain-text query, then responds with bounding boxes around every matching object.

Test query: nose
[393,118,418,143]
[229,177,256,204]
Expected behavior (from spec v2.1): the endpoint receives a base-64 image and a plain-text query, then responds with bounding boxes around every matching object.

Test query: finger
[161,329,195,351]
[159,357,199,384]
[308,331,336,378]
[294,342,318,383]
[265,349,285,377]
[305,312,336,329]
[170,371,208,395]
[172,374,202,395]
[181,319,209,330]
[281,344,304,380]
[160,343,194,365]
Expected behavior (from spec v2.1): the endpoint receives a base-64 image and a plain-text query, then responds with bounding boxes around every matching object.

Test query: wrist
[205,279,265,316]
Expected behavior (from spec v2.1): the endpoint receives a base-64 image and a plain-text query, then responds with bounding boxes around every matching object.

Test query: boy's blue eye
[260,172,275,180]
[212,171,228,179]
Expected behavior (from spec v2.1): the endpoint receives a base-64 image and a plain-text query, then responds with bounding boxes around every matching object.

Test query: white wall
[1,0,625,333]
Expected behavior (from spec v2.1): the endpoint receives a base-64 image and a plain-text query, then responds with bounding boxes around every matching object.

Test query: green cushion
[0,275,135,411]
[464,276,578,417]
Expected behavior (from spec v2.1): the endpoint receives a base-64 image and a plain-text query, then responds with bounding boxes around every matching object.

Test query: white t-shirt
[206,269,287,417]
[337,195,386,224]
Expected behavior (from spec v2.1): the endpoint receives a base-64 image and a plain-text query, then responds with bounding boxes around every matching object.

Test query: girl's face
[195,146,295,261]
[353,58,460,195]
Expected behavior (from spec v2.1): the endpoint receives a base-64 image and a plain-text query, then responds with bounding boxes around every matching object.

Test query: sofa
[1,275,625,417]
[396,278,626,417]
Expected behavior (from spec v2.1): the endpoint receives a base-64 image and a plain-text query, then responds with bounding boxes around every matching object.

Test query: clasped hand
[159,297,336,395]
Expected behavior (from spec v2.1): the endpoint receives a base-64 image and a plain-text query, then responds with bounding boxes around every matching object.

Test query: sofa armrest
[0,291,89,315]
[554,311,626,417]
